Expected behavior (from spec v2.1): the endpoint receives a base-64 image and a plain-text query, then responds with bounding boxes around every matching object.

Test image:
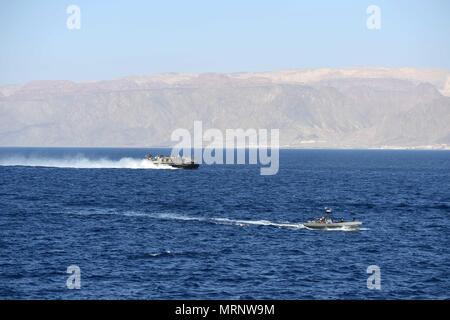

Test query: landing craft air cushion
[146,154,199,169]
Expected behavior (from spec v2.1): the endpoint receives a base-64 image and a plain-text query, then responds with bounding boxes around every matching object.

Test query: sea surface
[0,148,449,299]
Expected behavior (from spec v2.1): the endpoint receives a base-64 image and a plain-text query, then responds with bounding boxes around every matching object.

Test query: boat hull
[303,221,362,229]
[170,163,199,169]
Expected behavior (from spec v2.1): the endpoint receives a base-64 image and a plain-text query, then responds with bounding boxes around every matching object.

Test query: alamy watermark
[366,5,381,30]
[367,265,381,290]
[171,121,279,175]
[66,265,81,289]
[66,5,81,30]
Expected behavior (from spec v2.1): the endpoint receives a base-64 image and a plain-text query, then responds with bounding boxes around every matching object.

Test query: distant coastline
[1,145,450,151]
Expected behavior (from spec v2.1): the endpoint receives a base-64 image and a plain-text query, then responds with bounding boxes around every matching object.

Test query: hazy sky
[1,0,449,84]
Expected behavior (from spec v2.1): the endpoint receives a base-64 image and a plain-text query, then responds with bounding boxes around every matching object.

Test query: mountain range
[1,67,449,148]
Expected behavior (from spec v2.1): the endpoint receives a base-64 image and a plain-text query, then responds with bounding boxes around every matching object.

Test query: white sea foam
[210,217,305,229]
[128,212,305,229]
[0,156,176,169]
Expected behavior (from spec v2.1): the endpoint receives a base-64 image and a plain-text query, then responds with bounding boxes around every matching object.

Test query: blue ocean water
[0,148,449,299]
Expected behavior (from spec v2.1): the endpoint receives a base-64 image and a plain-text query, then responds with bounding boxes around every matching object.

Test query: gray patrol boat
[146,154,199,169]
[304,208,362,230]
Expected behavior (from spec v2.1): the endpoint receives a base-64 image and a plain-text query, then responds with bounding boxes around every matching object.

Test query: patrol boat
[303,207,362,230]
[145,154,199,169]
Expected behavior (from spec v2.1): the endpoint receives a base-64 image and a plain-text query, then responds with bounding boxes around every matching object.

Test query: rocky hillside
[1,68,449,148]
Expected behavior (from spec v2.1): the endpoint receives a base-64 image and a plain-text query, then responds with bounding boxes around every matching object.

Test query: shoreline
[1,146,450,151]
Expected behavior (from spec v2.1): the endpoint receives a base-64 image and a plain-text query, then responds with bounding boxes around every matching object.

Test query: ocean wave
[129,250,210,260]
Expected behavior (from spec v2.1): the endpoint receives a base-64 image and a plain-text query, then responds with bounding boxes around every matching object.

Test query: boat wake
[68,210,367,231]
[154,213,306,229]
[71,210,306,230]
[130,212,368,231]
[210,217,305,229]
[0,156,176,169]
